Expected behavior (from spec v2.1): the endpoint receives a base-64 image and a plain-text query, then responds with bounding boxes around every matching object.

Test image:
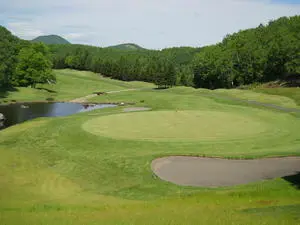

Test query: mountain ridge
[107,43,146,50]
[32,35,70,45]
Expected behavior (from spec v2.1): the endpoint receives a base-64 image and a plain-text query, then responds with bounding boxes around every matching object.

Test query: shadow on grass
[282,172,300,190]
[36,87,57,93]
[0,86,18,99]
[241,204,300,222]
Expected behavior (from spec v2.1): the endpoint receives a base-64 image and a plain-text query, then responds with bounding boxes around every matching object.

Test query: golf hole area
[151,156,300,187]
[82,110,271,141]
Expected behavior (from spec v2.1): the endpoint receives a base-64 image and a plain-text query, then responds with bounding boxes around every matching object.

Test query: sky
[0,0,299,49]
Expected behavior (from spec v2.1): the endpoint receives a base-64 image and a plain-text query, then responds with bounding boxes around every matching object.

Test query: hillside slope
[32,35,70,45]
[107,43,145,50]
[0,69,154,103]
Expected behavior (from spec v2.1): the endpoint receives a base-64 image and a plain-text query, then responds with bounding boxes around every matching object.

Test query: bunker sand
[152,156,300,187]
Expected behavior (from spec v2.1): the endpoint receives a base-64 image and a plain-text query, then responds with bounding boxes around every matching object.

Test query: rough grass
[254,88,300,106]
[0,71,300,224]
[213,89,299,109]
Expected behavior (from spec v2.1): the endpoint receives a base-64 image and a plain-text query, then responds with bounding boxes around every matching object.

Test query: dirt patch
[152,156,300,187]
[123,107,151,112]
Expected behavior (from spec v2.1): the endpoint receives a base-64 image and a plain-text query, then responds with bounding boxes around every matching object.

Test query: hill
[32,35,70,45]
[107,43,145,50]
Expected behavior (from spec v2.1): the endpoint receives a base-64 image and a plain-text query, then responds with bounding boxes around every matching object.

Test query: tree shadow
[35,87,57,93]
[282,172,300,189]
[0,86,18,99]
[283,73,300,87]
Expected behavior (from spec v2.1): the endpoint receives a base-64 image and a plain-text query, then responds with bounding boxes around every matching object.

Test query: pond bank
[0,102,118,130]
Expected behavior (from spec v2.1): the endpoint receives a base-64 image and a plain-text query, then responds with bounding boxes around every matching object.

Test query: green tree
[0,26,19,87]
[13,43,55,88]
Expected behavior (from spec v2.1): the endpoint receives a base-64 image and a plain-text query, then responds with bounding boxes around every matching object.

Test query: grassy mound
[213,89,299,109]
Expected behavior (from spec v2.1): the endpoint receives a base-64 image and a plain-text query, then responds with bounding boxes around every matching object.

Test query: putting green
[82,110,271,141]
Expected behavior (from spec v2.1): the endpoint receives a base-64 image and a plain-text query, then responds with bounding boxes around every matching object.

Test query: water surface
[0,102,116,129]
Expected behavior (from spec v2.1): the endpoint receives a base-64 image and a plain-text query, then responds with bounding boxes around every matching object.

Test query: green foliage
[161,47,201,65]
[49,16,299,90]
[193,15,300,89]
[0,26,19,87]
[32,35,70,45]
[176,65,194,86]
[0,26,56,89]
[50,44,179,87]
[2,15,298,91]
[13,43,55,88]
[107,43,145,50]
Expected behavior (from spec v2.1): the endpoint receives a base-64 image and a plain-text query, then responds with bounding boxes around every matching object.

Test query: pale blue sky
[0,0,299,49]
[272,0,300,3]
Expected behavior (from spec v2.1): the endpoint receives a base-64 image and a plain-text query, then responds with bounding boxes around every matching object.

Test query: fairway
[1,70,300,225]
[83,110,271,141]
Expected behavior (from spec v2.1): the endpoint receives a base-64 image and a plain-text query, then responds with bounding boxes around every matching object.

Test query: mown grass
[0,69,153,103]
[0,70,300,224]
[254,88,300,106]
[83,110,280,141]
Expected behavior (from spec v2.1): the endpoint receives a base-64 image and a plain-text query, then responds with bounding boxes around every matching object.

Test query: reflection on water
[0,102,116,129]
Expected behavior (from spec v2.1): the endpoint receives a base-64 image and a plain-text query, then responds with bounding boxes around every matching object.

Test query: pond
[0,102,116,130]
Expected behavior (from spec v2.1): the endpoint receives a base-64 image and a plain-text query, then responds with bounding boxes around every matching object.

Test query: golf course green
[83,110,271,141]
[0,69,300,225]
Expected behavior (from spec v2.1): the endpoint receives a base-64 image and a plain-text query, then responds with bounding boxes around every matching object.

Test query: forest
[0,15,299,89]
[193,16,300,89]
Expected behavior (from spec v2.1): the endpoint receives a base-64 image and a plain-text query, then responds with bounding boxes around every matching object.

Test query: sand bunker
[152,156,300,187]
[123,107,151,112]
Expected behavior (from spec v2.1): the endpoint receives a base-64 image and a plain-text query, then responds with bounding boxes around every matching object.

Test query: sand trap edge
[151,156,300,187]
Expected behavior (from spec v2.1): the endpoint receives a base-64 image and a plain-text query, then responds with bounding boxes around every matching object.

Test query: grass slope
[1,73,300,224]
[254,88,300,106]
[0,69,153,103]
[211,89,299,109]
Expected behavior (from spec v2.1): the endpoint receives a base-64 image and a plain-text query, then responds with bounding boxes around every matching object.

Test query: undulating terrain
[0,69,299,225]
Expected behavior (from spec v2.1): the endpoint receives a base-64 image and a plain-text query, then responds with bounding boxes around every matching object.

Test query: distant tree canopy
[49,16,299,89]
[107,43,145,51]
[49,44,184,88]
[0,26,55,88]
[193,15,300,89]
[0,26,19,87]
[1,15,299,90]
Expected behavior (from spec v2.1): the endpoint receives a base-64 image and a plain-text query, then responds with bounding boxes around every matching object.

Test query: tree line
[1,15,299,90]
[50,44,198,88]
[49,15,299,89]
[192,16,300,89]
